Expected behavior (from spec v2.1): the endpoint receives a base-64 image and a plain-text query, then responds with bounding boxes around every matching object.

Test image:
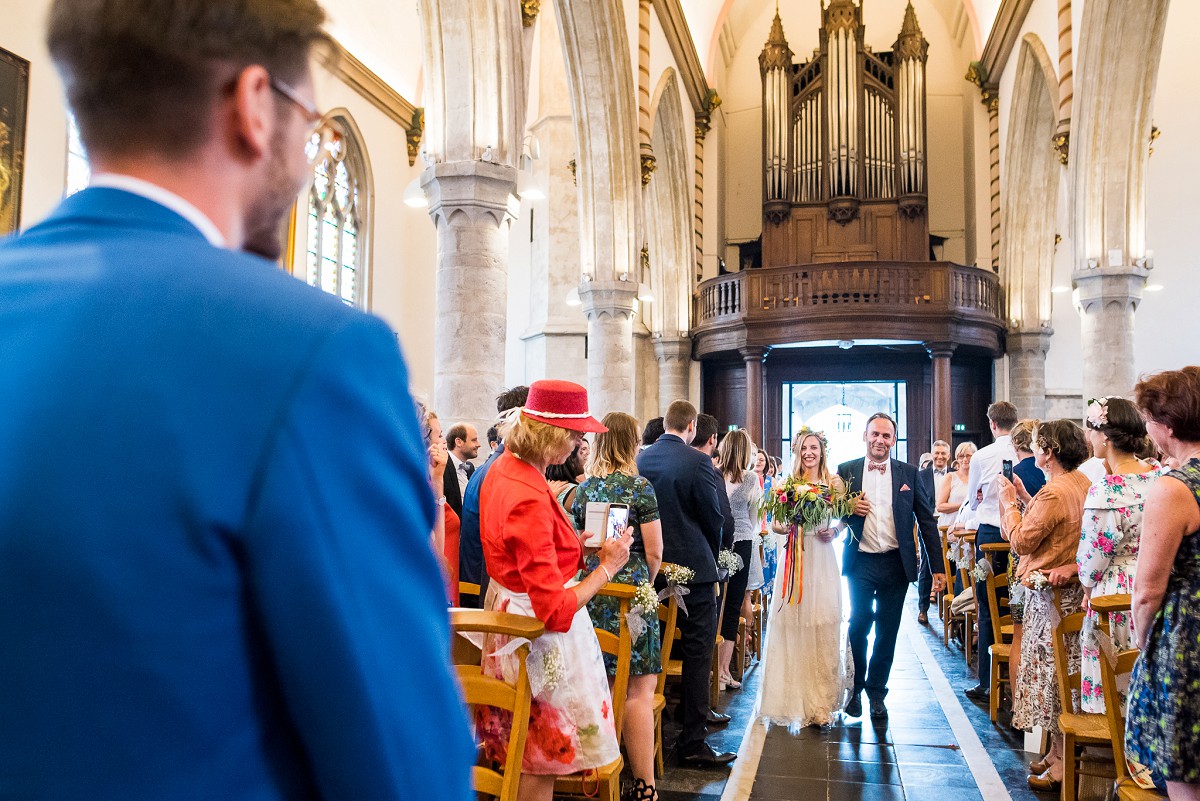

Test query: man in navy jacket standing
[638,400,734,768]
[0,2,472,798]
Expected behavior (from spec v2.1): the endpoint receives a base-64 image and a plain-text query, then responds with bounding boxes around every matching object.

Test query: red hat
[522,380,608,433]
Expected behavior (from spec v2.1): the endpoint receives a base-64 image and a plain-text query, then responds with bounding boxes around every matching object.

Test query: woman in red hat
[477,380,633,799]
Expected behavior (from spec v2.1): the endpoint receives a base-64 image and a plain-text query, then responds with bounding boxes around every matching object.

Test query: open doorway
[781,381,909,469]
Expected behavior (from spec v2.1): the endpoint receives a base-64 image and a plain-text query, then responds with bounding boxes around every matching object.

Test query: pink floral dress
[1076,469,1161,713]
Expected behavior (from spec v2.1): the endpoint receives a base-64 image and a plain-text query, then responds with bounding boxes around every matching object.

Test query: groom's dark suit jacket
[837,457,944,583]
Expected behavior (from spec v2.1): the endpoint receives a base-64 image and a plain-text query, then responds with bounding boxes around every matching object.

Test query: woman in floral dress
[1077,397,1159,713]
[1126,368,1200,797]
[572,412,663,801]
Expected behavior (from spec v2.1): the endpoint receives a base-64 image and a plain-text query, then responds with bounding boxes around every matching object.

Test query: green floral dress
[1126,459,1200,784]
[572,472,662,676]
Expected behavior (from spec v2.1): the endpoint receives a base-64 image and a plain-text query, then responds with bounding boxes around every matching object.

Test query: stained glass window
[304,117,368,308]
[66,116,90,196]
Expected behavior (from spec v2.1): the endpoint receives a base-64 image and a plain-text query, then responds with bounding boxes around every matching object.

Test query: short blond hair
[586,412,640,479]
[954,441,977,460]
[499,413,574,464]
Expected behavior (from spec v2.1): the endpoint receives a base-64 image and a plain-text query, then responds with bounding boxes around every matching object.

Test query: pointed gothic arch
[647,69,693,341]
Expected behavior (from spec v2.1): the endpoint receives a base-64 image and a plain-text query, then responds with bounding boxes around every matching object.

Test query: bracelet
[599,565,613,582]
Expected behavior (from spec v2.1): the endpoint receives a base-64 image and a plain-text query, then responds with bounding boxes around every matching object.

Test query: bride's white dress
[756,525,853,729]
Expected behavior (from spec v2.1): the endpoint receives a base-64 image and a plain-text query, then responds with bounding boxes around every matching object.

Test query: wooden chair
[749,587,765,663]
[653,589,681,777]
[1094,605,1165,801]
[450,609,546,801]
[710,579,728,708]
[980,541,1013,722]
[555,582,635,801]
[957,532,977,665]
[939,525,958,645]
[1054,607,1113,801]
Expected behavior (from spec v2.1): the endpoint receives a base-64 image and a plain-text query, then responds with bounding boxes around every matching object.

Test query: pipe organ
[759,1,930,267]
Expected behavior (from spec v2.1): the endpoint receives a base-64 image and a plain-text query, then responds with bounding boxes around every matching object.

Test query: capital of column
[740,346,769,365]
[653,335,692,363]
[421,160,520,228]
[923,341,956,360]
[1006,329,1054,357]
[579,281,639,322]
[1071,265,1151,315]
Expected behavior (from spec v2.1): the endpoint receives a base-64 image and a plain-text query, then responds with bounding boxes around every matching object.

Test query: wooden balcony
[693,261,1004,358]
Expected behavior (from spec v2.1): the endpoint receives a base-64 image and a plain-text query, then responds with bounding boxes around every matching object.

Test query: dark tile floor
[644,595,1056,801]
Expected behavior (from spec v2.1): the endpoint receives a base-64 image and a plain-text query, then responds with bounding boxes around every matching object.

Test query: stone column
[580,281,639,415]
[423,161,520,430]
[1007,330,1054,419]
[654,335,692,410]
[742,347,767,445]
[1053,0,1073,163]
[925,342,956,446]
[1073,266,1150,399]
[985,89,1001,272]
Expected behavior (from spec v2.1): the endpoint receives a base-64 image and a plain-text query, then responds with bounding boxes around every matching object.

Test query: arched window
[302,112,371,308]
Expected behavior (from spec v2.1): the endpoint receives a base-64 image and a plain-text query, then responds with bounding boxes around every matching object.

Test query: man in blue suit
[0,2,473,799]
[838,414,946,720]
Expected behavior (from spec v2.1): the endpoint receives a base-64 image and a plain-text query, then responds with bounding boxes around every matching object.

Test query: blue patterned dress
[1126,459,1200,784]
[572,472,662,676]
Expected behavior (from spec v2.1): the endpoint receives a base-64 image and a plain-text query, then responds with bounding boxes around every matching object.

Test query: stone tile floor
[642,595,1057,801]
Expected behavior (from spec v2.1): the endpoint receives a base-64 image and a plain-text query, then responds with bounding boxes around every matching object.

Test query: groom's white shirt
[859,459,897,553]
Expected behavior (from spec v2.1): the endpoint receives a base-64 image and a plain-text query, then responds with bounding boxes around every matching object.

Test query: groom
[838,413,946,719]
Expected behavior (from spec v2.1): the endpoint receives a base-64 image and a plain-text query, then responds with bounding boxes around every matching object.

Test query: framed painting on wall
[0,46,30,235]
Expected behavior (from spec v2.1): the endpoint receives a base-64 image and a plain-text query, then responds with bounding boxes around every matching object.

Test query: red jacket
[480,451,582,632]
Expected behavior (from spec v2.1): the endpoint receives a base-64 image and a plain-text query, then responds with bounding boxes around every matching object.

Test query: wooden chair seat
[552,757,623,801]
[1059,711,1111,743]
[1117,783,1169,801]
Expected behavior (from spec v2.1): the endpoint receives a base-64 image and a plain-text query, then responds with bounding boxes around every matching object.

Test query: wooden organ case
[760,1,929,266]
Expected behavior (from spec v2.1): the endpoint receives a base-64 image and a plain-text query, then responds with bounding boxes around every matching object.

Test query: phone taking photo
[606,504,630,541]
[1001,459,1014,483]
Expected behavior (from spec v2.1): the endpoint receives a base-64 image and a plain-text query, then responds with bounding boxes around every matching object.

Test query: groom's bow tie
[868,461,887,473]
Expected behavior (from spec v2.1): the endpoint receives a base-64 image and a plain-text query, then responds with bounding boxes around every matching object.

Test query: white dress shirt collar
[90,173,226,248]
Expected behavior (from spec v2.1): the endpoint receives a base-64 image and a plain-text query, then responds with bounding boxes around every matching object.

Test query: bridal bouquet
[760,476,860,531]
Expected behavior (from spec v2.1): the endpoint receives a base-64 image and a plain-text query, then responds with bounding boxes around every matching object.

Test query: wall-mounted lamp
[1086,258,1100,269]
[403,176,427,208]
[1145,284,1164,292]
[565,288,582,306]
[637,283,654,302]
[516,135,545,200]
[481,145,495,163]
[1052,285,1070,294]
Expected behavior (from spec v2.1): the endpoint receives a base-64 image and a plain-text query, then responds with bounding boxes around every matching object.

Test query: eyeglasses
[269,76,341,165]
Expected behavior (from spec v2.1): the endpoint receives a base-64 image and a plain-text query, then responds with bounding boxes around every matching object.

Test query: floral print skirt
[476,581,620,775]
[1012,585,1083,734]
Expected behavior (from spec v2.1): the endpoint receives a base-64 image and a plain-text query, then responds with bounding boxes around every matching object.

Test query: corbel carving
[521,0,540,28]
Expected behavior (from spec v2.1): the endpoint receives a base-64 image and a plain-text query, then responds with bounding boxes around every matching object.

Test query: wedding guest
[714,429,763,690]
[998,419,1090,791]
[545,444,585,515]
[641,417,665,449]
[963,401,1018,702]
[1078,397,1158,714]
[1006,418,1042,698]
[938,442,975,528]
[578,437,591,473]
[419,404,459,603]
[573,413,663,801]
[477,380,632,800]
[1126,367,1200,798]
[459,385,528,608]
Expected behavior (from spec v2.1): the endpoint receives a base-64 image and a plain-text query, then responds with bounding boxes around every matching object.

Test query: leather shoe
[1029,756,1052,775]
[844,694,862,718]
[869,699,888,719]
[706,710,731,727]
[917,611,929,625]
[1027,770,1062,792]
[678,742,737,768]
[963,684,990,701]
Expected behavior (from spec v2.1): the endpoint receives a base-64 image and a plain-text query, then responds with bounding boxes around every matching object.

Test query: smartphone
[1001,459,1014,483]
[606,504,630,541]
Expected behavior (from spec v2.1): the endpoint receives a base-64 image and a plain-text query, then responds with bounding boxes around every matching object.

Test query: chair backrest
[979,542,1011,642]
[1096,632,1141,783]
[1053,609,1087,713]
[939,526,956,580]
[594,582,636,739]
[450,610,546,801]
[656,590,680,696]
[1090,593,1133,634]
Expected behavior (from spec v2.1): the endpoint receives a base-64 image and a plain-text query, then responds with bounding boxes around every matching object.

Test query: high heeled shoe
[720,673,741,690]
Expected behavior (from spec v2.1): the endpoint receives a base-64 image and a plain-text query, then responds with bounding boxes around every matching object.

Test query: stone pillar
[1073,266,1150,399]
[654,335,692,410]
[423,160,520,431]
[1007,330,1054,420]
[742,347,767,445]
[926,342,956,446]
[985,89,1001,272]
[1053,0,1073,163]
[580,281,639,415]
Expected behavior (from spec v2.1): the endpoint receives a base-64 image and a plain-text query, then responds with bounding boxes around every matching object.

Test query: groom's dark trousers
[847,550,910,701]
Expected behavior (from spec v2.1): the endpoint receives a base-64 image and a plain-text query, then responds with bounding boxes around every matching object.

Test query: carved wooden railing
[694,261,1003,355]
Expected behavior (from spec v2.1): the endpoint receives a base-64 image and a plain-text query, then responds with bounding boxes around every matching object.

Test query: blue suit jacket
[636,434,726,583]
[0,188,474,800]
[837,457,944,583]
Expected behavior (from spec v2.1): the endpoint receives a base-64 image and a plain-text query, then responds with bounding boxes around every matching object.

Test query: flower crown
[794,426,828,450]
[1086,397,1111,430]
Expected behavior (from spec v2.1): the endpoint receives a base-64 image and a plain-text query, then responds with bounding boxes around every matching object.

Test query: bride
[756,430,852,729]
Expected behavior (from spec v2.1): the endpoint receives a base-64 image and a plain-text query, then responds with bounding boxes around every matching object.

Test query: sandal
[720,672,741,689]
[625,777,659,801]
